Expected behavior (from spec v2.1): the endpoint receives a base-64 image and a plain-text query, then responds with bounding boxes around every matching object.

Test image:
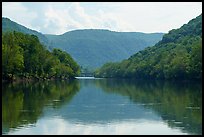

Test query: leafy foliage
[2,31,80,81]
[2,17,164,71]
[95,14,202,80]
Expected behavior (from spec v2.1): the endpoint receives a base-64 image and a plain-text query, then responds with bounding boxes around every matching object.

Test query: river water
[2,77,202,135]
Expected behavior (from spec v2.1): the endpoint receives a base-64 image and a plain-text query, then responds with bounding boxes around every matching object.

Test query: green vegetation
[2,17,49,46]
[95,14,202,80]
[46,30,164,70]
[2,31,80,81]
[2,17,164,71]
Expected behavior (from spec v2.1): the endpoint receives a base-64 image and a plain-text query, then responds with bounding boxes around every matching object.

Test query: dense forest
[46,30,163,70]
[2,31,80,81]
[2,17,163,71]
[94,14,202,80]
[2,14,202,80]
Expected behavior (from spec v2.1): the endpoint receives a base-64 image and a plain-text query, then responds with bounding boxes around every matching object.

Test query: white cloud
[2,2,202,34]
[67,2,94,29]
[43,5,72,34]
[42,2,95,34]
[113,2,202,33]
[2,2,39,31]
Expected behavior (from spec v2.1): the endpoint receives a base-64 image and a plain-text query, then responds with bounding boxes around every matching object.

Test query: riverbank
[2,75,76,83]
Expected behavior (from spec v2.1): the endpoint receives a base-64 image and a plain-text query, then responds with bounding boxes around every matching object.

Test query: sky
[2,2,202,35]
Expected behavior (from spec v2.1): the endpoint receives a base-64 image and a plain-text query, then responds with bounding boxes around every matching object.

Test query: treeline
[94,14,202,80]
[2,31,80,81]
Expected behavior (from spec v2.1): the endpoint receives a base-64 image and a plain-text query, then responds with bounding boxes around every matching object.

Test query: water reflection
[93,79,202,135]
[2,80,80,134]
[2,79,202,135]
[7,117,188,135]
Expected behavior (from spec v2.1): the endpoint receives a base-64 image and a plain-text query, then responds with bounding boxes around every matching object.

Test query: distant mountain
[2,17,164,70]
[2,17,49,46]
[95,14,202,80]
[46,30,164,70]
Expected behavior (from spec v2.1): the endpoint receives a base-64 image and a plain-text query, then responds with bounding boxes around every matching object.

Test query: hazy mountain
[2,17,49,46]
[46,30,164,70]
[2,17,164,70]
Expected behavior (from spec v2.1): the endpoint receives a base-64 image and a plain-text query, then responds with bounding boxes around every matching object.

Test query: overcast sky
[2,2,202,35]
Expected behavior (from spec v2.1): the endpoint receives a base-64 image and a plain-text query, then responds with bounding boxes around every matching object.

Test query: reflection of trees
[94,79,202,135]
[2,80,80,134]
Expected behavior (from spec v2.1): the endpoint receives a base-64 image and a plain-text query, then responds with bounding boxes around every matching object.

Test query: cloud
[2,2,39,31]
[2,2,202,34]
[41,2,134,34]
[113,2,202,33]
[43,5,72,34]
[42,2,95,34]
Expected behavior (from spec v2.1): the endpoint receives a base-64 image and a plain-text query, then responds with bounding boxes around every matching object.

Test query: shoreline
[2,76,76,84]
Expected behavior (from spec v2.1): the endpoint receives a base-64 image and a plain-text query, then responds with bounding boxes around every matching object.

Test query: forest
[94,14,202,80]
[2,31,80,81]
[2,14,202,81]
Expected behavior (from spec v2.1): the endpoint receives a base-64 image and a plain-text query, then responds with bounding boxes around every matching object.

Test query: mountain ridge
[94,14,202,80]
[45,29,164,70]
[2,17,164,70]
[2,17,49,46]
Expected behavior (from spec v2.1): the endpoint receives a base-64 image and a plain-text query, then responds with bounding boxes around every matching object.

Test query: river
[2,77,202,135]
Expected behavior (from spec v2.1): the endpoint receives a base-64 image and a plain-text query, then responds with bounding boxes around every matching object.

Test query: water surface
[2,78,202,135]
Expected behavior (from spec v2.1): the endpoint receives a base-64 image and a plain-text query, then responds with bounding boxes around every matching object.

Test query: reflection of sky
[5,79,189,135]
[4,79,199,135]
[7,117,187,135]
[41,82,162,124]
